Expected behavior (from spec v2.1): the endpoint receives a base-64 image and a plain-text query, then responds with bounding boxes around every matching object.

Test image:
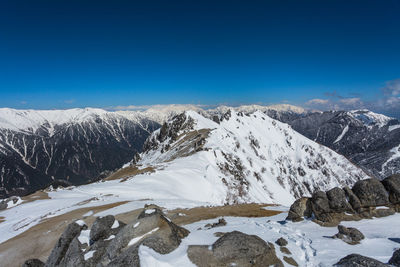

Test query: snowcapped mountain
[286,109,400,179]
[134,110,368,205]
[0,108,160,198]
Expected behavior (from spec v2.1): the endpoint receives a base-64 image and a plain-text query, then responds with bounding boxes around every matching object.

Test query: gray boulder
[352,179,389,207]
[335,253,387,266]
[45,221,87,267]
[382,174,400,204]
[389,248,400,266]
[21,259,45,267]
[106,207,189,261]
[187,231,283,267]
[286,197,312,222]
[333,225,365,245]
[58,237,85,267]
[326,187,353,212]
[343,186,362,211]
[0,201,6,210]
[275,237,288,247]
[90,215,125,243]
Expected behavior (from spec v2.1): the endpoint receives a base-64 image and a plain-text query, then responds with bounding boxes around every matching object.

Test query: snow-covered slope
[136,110,369,205]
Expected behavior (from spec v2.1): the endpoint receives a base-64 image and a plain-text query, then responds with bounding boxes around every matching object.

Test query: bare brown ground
[0,216,4,223]
[21,190,50,204]
[0,202,281,267]
[0,201,128,267]
[104,165,155,182]
[167,203,282,225]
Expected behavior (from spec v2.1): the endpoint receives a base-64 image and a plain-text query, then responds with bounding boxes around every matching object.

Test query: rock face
[333,225,365,245]
[382,174,400,204]
[0,108,160,198]
[21,259,45,267]
[352,179,389,207]
[187,231,283,267]
[389,248,400,266]
[46,221,87,267]
[275,237,288,247]
[35,206,189,267]
[334,253,387,267]
[286,176,399,225]
[282,109,400,179]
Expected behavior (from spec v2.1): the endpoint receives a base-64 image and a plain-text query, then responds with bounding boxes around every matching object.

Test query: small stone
[275,237,288,247]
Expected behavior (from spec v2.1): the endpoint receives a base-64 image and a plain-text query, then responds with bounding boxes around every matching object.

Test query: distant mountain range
[0,104,399,198]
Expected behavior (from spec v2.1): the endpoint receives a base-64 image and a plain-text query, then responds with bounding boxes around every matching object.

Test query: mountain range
[0,104,399,199]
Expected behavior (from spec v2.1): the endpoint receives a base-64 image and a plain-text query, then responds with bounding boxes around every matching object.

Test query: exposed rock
[45,221,87,267]
[286,197,312,222]
[205,218,227,229]
[187,231,283,267]
[275,237,288,247]
[90,215,125,243]
[333,225,365,245]
[311,191,331,215]
[389,248,400,266]
[326,187,353,212]
[382,174,400,204]
[21,259,45,267]
[0,201,6,210]
[352,179,389,207]
[106,206,189,262]
[58,237,85,267]
[343,186,362,211]
[280,247,291,255]
[334,253,387,266]
[283,256,299,266]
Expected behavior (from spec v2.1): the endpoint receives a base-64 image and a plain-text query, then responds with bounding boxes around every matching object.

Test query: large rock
[343,186,362,211]
[45,221,87,267]
[187,231,283,267]
[21,259,45,267]
[106,207,189,262]
[58,237,85,267]
[389,248,400,266]
[352,179,389,207]
[90,215,125,243]
[286,197,312,222]
[333,225,364,245]
[326,187,353,212]
[382,174,400,204]
[334,253,387,266]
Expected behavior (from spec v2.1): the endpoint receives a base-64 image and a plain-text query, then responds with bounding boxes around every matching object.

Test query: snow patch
[128,227,159,247]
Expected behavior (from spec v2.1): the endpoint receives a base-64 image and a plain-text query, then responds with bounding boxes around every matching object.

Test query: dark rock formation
[275,237,288,247]
[382,174,400,204]
[40,205,189,267]
[286,197,312,222]
[333,225,365,245]
[389,248,400,266]
[352,179,389,207]
[46,221,87,267]
[334,253,387,266]
[287,175,400,225]
[187,231,283,267]
[21,259,45,267]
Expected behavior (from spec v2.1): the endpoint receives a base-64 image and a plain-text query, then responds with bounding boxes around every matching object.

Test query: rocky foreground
[19,175,400,267]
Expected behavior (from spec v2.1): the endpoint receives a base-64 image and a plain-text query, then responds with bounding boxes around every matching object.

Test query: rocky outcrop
[332,225,365,245]
[21,259,45,267]
[29,205,189,267]
[275,237,288,247]
[382,174,400,205]
[334,254,387,266]
[286,176,400,225]
[389,248,400,266]
[187,231,283,267]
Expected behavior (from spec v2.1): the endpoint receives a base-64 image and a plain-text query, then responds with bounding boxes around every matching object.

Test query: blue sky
[0,0,399,117]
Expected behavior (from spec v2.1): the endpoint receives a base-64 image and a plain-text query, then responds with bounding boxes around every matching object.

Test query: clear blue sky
[0,0,399,116]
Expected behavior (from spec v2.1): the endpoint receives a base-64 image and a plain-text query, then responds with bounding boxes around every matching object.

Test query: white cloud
[305,99,330,105]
